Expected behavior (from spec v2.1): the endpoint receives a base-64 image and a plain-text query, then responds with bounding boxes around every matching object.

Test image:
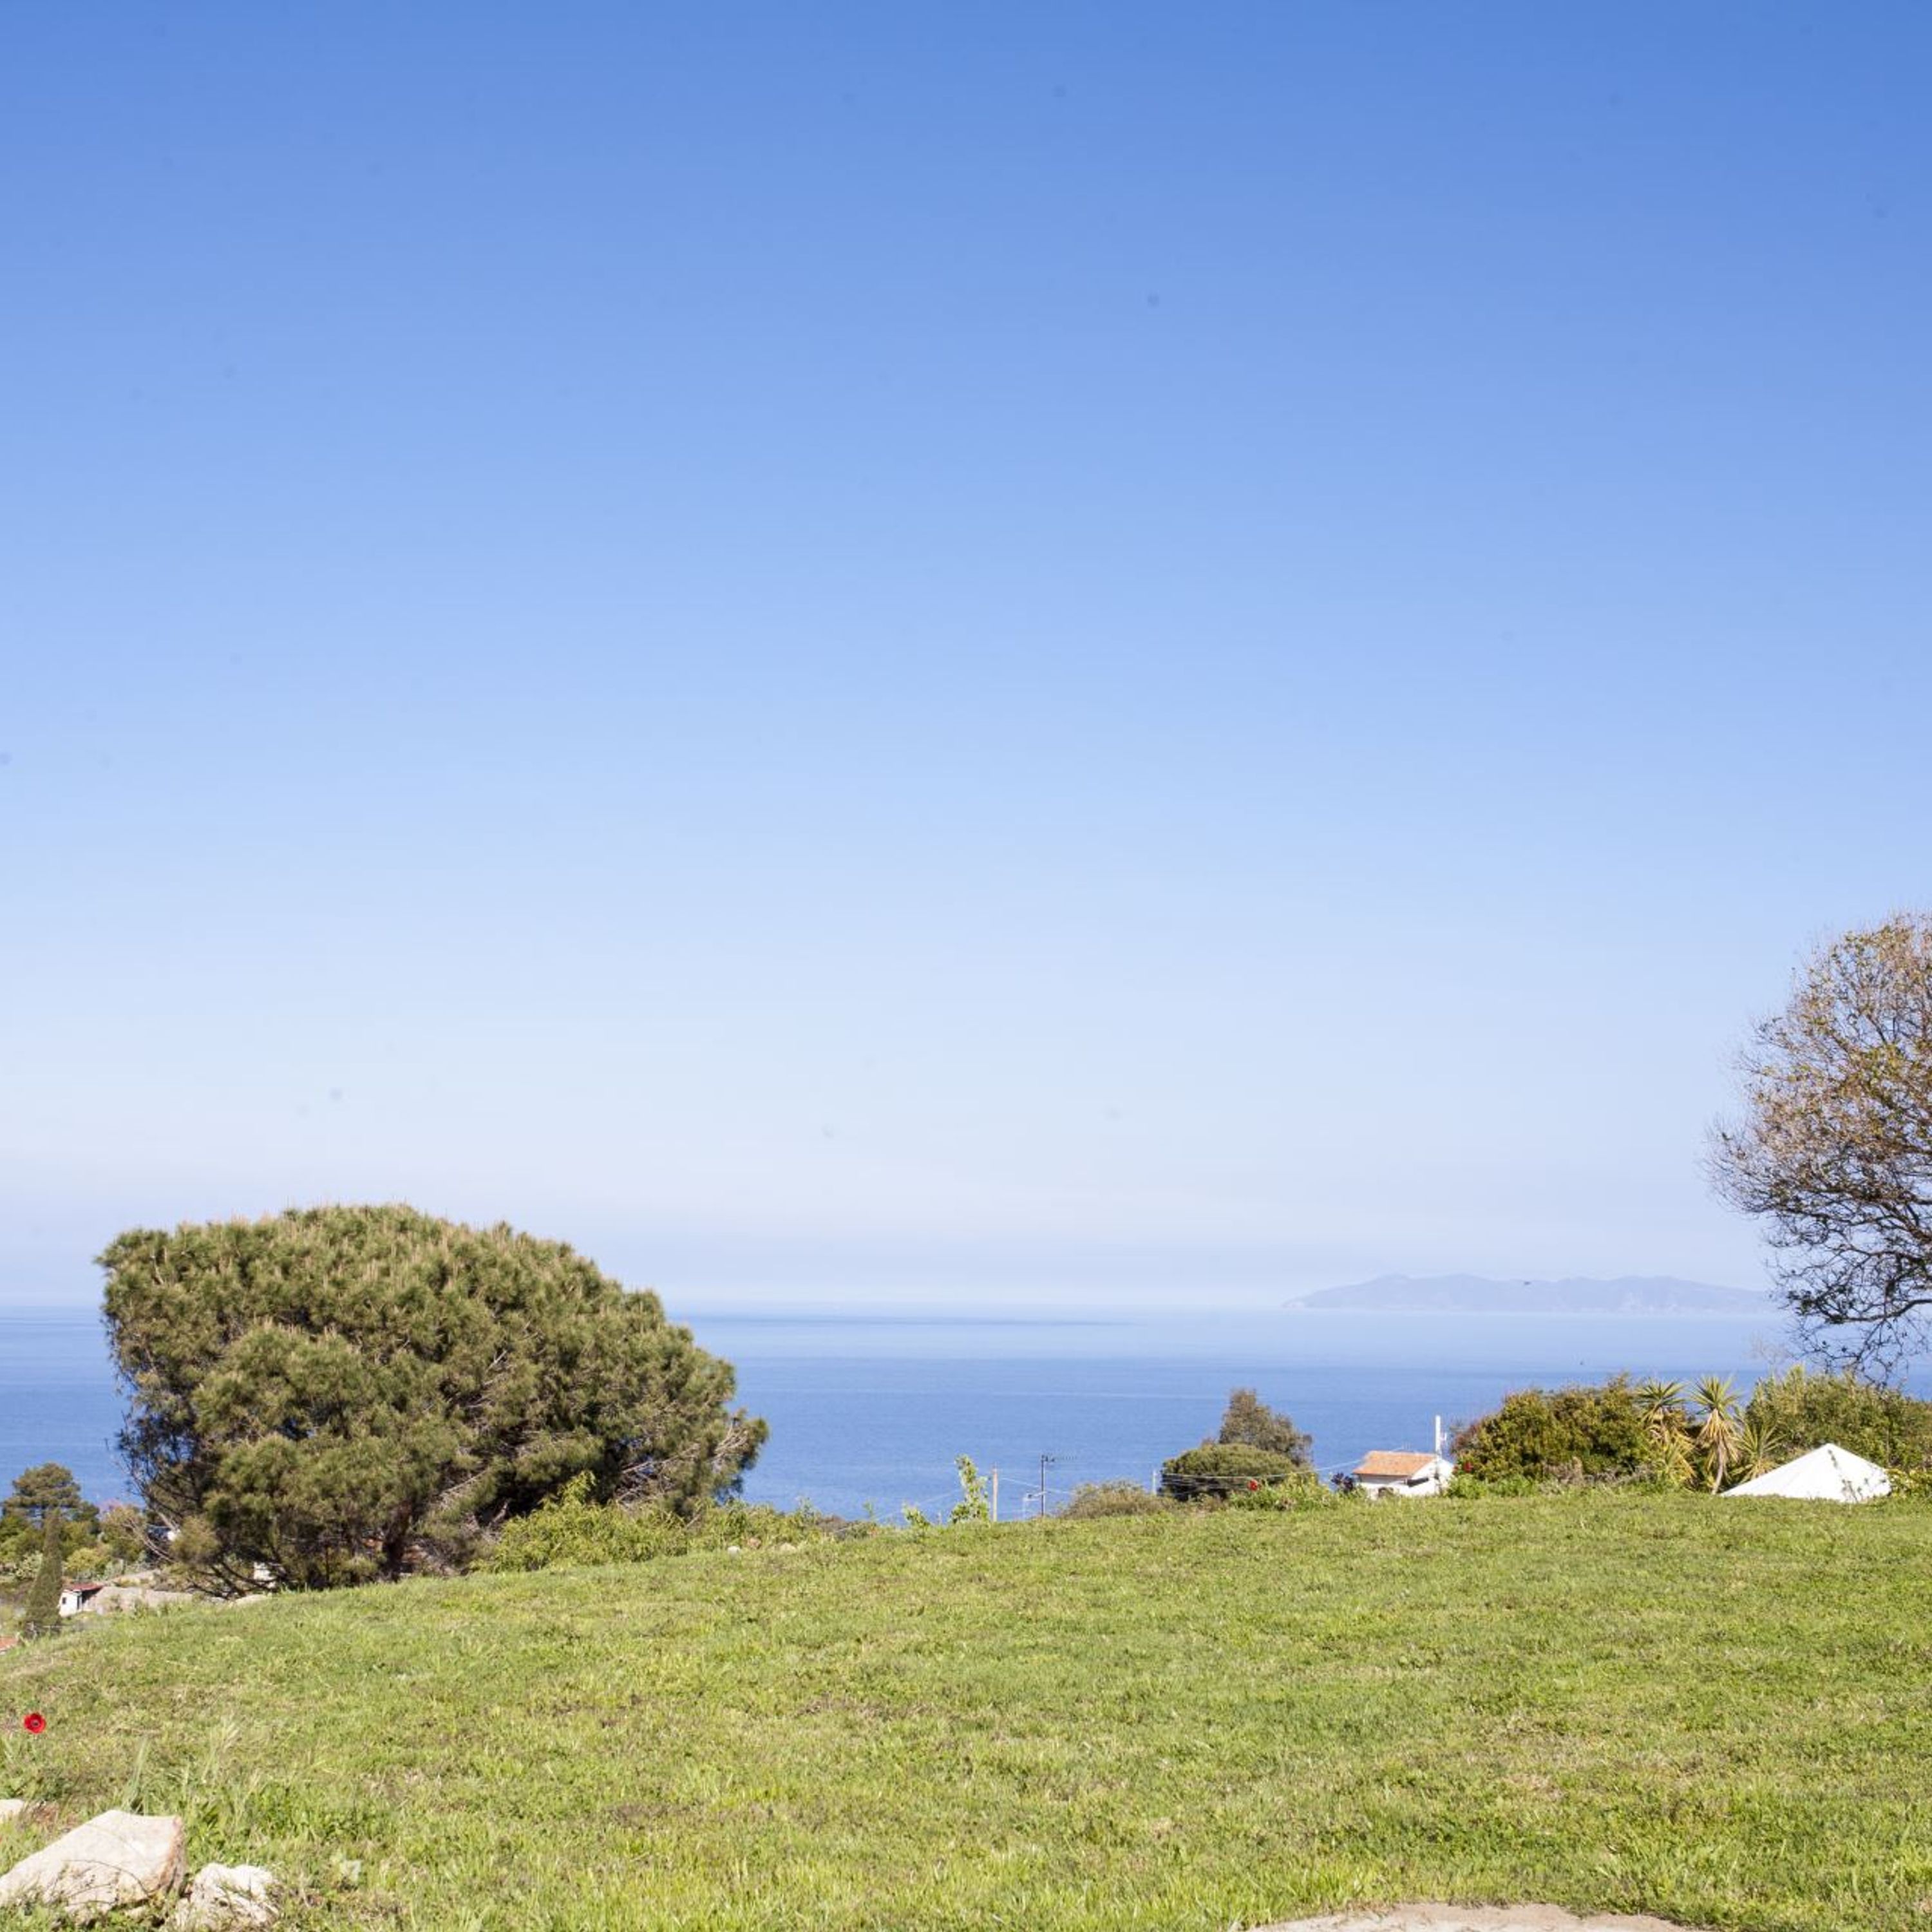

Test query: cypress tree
[21,1511,63,1638]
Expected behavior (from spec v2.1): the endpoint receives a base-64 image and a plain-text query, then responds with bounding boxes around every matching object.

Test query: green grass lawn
[4,1495,1931,1931]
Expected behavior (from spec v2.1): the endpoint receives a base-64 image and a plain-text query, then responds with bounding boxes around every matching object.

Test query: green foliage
[1883,1466,1932,1501]
[484,1476,830,1573]
[1634,1379,1696,1488]
[99,1205,767,1591]
[0,1463,101,1581]
[1734,1411,1785,1483]
[99,1502,149,1567]
[1061,1481,1169,1519]
[1222,1468,1339,1511]
[1441,1472,1544,1499]
[1452,1370,1901,1493]
[685,1499,829,1552]
[1693,1376,1743,1492]
[1744,1363,1932,1472]
[1214,1388,1313,1464]
[20,1512,64,1638]
[1449,1376,1651,1482]
[484,1475,688,1571]
[949,1456,992,1525]
[3,1462,88,1526]
[1159,1443,1308,1502]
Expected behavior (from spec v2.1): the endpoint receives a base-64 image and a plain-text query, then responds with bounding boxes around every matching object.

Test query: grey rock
[0,1807,185,1924]
[167,1863,281,1930]
[0,1797,29,1827]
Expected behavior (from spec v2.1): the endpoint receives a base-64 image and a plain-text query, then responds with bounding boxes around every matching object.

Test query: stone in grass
[166,1863,281,1930]
[0,1797,31,1827]
[0,1807,185,1924]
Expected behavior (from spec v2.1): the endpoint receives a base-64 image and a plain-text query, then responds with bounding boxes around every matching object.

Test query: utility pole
[989,1467,999,1523]
[1036,1452,1057,1519]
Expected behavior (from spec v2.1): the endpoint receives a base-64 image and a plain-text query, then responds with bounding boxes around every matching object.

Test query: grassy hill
[4,1495,1931,1930]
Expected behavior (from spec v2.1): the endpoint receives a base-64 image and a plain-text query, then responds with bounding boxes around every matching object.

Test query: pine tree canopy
[99,1204,766,1591]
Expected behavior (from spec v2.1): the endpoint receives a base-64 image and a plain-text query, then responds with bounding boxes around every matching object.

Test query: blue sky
[4,5,1929,1313]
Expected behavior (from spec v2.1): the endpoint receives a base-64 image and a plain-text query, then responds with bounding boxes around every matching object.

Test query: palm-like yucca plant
[1635,1378,1693,1487]
[1694,1376,1743,1491]
[1635,1377,1684,1417]
[1736,1412,1783,1482]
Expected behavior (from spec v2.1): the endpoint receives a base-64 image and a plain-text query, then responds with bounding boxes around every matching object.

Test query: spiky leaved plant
[1635,1378,1693,1487]
[1736,1413,1784,1482]
[1695,1376,1744,1492]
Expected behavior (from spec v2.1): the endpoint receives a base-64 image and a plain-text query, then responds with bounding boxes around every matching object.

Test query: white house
[1724,1442,1891,1503]
[57,1582,108,1617]
[1353,1450,1454,1499]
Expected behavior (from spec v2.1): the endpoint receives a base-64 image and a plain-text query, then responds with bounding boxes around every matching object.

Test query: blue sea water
[704,1307,1790,1517]
[0,1300,1801,1519]
[1,1308,129,1503]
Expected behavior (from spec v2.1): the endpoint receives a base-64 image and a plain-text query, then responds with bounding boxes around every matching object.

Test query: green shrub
[486,1476,688,1571]
[687,1499,827,1551]
[1744,1365,1932,1472]
[1450,1376,1650,1482]
[1442,1472,1544,1500]
[486,1478,833,1573]
[1159,1444,1309,1503]
[1223,1469,1338,1511]
[1061,1481,1169,1520]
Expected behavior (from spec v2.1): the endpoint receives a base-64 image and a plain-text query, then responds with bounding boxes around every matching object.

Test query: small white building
[1353,1450,1454,1499]
[1724,1442,1890,1503]
[57,1582,108,1618]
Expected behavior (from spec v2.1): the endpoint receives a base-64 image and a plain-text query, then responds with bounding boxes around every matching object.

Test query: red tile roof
[1354,1450,1439,1479]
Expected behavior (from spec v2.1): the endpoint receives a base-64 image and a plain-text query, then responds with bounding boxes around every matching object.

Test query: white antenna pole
[1434,1414,1443,1459]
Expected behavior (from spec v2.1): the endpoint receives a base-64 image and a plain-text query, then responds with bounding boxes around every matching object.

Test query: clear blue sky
[4,5,1928,1313]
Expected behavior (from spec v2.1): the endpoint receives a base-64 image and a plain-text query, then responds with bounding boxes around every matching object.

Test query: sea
[0,1300,1812,1521]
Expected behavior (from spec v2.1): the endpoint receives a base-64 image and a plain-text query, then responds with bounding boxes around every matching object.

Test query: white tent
[1723,1443,1891,1503]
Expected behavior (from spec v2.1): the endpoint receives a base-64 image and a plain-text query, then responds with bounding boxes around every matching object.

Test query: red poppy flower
[23,1712,45,1735]
[1246,1479,1260,1490]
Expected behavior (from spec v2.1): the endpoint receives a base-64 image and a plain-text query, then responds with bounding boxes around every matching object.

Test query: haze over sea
[3,1298,1831,1522]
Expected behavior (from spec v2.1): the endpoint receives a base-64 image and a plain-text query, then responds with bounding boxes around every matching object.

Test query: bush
[486,1478,831,1573]
[1743,1365,1932,1472]
[1061,1481,1169,1520]
[1223,1469,1338,1511]
[1450,1377,1650,1482]
[686,1499,828,1551]
[1159,1444,1309,1503]
[485,1476,688,1571]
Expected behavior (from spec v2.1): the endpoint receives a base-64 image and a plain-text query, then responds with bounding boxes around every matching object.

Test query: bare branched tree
[1711,916,1932,1376]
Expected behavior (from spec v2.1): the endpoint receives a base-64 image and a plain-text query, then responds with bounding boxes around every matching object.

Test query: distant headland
[1285,1273,1774,1316]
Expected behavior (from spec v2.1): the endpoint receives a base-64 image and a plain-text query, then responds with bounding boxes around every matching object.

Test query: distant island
[1285,1273,1774,1315]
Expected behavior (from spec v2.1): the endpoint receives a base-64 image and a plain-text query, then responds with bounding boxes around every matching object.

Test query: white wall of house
[1359,1456,1454,1499]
